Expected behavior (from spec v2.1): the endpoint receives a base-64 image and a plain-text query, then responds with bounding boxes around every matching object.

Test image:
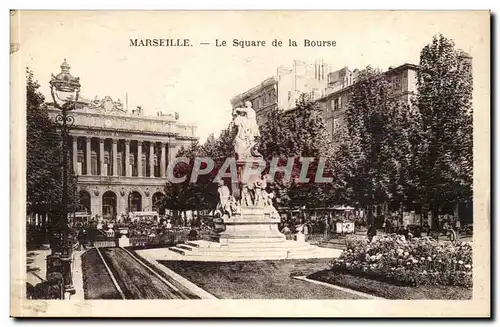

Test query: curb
[70,250,86,300]
[292,276,385,300]
[137,252,218,300]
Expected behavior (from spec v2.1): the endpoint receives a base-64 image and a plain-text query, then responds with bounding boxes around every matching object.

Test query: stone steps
[317,239,347,250]
[170,244,321,255]
[186,240,311,249]
[167,238,337,261]
[168,246,330,260]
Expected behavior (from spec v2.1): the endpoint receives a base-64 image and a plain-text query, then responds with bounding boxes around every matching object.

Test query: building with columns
[47,61,198,220]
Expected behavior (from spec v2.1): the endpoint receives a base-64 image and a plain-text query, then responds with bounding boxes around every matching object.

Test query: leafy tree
[27,68,79,231]
[162,129,234,220]
[413,34,473,228]
[333,67,417,224]
[163,95,338,215]
[259,94,336,209]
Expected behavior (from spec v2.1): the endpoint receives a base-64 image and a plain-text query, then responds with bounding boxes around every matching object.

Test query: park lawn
[308,270,472,300]
[160,259,363,299]
[81,248,122,299]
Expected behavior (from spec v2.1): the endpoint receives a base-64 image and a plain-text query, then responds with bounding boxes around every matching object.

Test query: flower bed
[331,234,472,288]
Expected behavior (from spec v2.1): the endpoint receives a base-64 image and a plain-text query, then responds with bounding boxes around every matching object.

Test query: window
[333,118,341,133]
[103,152,110,176]
[141,154,147,177]
[131,154,137,176]
[393,74,402,90]
[91,156,98,175]
[77,150,84,163]
[334,98,340,111]
[77,150,84,175]
[117,153,122,176]
[154,154,159,177]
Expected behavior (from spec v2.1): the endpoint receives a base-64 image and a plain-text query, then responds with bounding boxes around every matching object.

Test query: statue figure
[229,196,241,215]
[217,180,231,216]
[89,96,102,109]
[231,101,262,160]
[114,98,125,112]
[253,175,267,206]
[266,192,280,219]
[241,183,253,207]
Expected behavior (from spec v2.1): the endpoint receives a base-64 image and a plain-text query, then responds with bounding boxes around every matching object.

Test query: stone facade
[316,63,420,141]
[47,95,197,220]
[230,59,332,126]
[231,61,420,140]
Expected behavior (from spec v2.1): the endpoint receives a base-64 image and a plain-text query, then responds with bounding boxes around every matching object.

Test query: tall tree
[414,34,473,228]
[26,68,78,227]
[334,67,416,224]
[27,67,61,216]
[162,128,234,218]
[259,94,336,208]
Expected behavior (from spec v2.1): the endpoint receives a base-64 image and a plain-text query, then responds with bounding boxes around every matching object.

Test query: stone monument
[168,101,335,260]
[213,101,285,244]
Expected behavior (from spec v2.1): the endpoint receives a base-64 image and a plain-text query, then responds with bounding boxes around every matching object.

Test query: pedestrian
[77,228,87,250]
[367,223,377,242]
[281,224,291,235]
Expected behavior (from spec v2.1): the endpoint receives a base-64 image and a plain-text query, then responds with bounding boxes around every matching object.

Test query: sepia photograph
[10,10,490,317]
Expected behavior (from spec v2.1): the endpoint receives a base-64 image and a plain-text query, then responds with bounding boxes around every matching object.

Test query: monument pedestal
[214,206,285,244]
[169,206,330,260]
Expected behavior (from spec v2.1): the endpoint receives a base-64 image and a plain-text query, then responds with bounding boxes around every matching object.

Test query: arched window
[152,192,165,214]
[128,191,142,212]
[79,190,91,213]
[102,191,117,219]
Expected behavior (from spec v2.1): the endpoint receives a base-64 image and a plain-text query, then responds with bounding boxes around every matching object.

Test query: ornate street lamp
[47,59,81,298]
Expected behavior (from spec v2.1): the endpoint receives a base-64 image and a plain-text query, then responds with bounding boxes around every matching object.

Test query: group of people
[68,215,183,249]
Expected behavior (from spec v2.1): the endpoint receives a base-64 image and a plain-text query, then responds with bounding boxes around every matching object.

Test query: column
[149,142,154,177]
[125,140,131,177]
[112,139,118,177]
[167,141,177,164]
[85,137,91,175]
[137,141,143,177]
[72,136,78,175]
[99,138,105,176]
[160,142,166,177]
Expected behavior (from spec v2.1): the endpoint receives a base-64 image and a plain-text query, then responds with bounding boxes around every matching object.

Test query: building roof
[230,76,277,106]
[315,62,420,102]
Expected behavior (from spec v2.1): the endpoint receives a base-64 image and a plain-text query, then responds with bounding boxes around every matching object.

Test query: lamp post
[48,59,81,298]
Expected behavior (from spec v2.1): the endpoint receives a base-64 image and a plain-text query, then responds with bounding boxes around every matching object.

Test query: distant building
[230,59,333,126]
[316,63,420,140]
[230,61,421,140]
[46,61,198,220]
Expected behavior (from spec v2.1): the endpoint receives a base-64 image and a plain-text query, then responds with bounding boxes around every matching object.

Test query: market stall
[332,205,356,235]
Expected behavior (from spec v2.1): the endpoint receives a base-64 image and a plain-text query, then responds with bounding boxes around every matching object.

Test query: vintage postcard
[10,10,490,317]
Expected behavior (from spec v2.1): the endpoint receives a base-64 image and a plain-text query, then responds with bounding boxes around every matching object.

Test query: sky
[17,11,489,143]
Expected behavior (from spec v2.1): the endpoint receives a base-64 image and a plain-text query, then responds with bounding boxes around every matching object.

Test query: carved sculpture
[213,107,282,221]
[87,96,127,113]
[216,180,231,216]
[231,101,262,161]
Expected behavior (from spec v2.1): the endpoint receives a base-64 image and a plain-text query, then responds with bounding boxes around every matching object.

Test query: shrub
[332,234,472,288]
